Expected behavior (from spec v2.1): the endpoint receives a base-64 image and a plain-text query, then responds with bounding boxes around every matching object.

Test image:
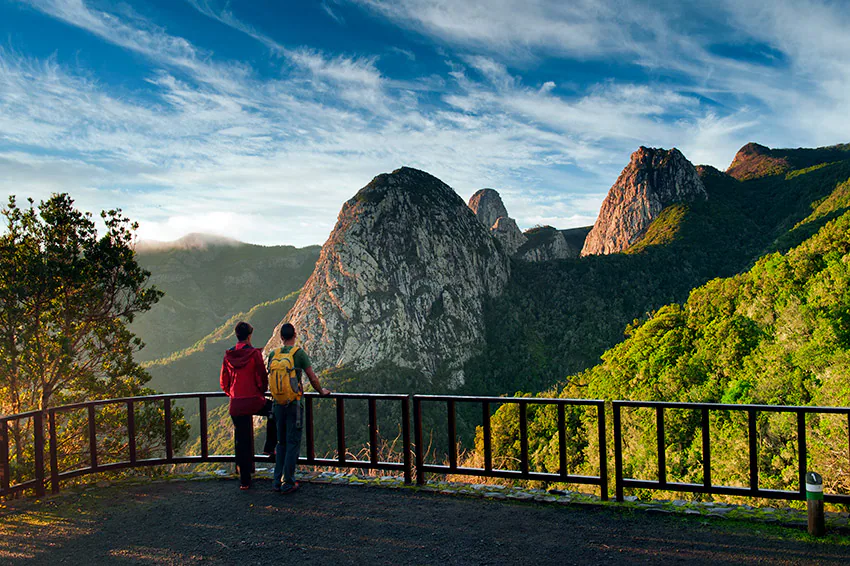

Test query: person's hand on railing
[319,387,331,396]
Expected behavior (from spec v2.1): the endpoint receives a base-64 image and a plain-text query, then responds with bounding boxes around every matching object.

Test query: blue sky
[2,0,849,246]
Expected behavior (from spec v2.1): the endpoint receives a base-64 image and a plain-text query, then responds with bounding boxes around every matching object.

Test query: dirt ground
[1,479,848,565]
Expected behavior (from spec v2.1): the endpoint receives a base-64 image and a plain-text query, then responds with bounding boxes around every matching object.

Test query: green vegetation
[0,194,188,484]
[480,174,850,497]
[464,157,850,399]
[132,241,319,362]
[144,291,301,393]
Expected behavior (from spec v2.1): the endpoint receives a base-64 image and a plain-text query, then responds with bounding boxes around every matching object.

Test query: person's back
[220,321,274,490]
[269,322,329,493]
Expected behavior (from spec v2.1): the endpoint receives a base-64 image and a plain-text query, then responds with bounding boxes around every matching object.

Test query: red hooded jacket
[220,342,268,400]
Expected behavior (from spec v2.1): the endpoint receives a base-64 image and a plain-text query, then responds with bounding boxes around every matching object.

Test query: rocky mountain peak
[468,188,509,229]
[581,147,706,256]
[268,168,510,388]
[726,143,789,180]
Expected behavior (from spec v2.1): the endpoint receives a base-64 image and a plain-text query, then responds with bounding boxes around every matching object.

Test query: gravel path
[1,479,848,565]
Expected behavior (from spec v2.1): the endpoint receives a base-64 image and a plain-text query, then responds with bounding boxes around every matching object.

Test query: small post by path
[806,471,825,537]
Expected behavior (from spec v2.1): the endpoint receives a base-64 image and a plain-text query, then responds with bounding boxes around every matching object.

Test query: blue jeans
[273,401,303,487]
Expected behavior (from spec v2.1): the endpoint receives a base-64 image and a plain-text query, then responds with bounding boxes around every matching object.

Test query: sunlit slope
[133,238,319,361]
[464,151,850,397]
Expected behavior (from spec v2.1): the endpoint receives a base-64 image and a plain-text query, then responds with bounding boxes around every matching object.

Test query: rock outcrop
[468,189,509,229]
[726,143,790,181]
[581,147,707,256]
[516,226,574,262]
[267,167,510,388]
[490,216,527,255]
[467,188,528,256]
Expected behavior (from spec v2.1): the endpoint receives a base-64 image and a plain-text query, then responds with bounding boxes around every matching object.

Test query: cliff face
[516,226,575,261]
[469,189,509,229]
[268,167,510,388]
[490,216,527,255]
[581,147,706,256]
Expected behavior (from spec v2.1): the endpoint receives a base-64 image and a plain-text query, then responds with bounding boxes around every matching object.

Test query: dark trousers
[231,401,277,487]
[273,402,303,487]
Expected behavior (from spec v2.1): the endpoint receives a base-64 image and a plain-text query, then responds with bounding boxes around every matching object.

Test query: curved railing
[2,394,849,504]
[1,392,411,498]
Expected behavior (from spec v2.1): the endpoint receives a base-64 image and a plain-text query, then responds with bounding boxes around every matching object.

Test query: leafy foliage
[0,194,188,485]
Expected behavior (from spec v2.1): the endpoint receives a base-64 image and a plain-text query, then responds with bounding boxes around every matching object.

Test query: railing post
[597,402,608,501]
[483,401,493,473]
[656,406,666,486]
[401,396,412,485]
[305,396,315,463]
[127,401,137,464]
[368,398,378,466]
[797,411,807,499]
[519,401,529,476]
[336,398,346,463]
[557,404,567,480]
[447,400,457,471]
[613,402,624,502]
[414,396,425,485]
[701,407,711,488]
[33,412,46,497]
[164,398,173,461]
[88,405,98,471]
[0,420,9,495]
[748,409,758,493]
[197,398,206,461]
[49,410,59,494]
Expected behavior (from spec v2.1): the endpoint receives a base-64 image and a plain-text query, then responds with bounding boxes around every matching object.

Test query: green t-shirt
[281,344,312,372]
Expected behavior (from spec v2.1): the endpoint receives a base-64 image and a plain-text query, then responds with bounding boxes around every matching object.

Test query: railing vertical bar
[483,401,492,473]
[557,404,567,479]
[748,409,758,492]
[88,405,98,470]
[701,407,711,488]
[127,401,137,464]
[401,396,412,485]
[164,398,173,461]
[797,411,807,498]
[336,398,346,463]
[368,398,378,466]
[198,398,207,460]
[448,400,457,471]
[613,403,624,502]
[597,403,608,501]
[414,397,425,485]
[33,412,45,497]
[519,401,529,476]
[656,406,666,486]
[0,420,9,494]
[847,413,849,472]
[306,396,315,463]
[49,410,59,494]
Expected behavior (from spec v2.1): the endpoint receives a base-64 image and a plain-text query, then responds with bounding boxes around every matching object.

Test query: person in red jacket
[220,321,275,490]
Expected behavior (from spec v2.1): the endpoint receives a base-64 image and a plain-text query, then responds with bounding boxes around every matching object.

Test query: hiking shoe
[272,484,281,493]
[279,482,299,494]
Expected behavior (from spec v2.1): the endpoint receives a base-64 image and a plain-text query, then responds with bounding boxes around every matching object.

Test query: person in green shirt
[269,323,330,493]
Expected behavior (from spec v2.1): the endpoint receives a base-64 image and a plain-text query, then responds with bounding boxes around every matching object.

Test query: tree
[0,194,185,480]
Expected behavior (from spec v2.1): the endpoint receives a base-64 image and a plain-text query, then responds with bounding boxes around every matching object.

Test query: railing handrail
[413,394,603,406]
[613,400,850,414]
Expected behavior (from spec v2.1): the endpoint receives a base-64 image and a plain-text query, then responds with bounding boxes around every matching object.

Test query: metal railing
[612,400,850,504]
[412,395,608,500]
[3,394,849,505]
[1,392,411,498]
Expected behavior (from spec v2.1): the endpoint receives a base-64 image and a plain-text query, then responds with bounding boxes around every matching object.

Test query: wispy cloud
[3,0,849,246]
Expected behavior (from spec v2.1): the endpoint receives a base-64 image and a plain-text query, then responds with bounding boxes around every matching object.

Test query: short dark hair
[235,321,253,341]
[280,323,295,341]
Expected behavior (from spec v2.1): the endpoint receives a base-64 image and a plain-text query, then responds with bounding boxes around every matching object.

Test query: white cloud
[5,0,850,248]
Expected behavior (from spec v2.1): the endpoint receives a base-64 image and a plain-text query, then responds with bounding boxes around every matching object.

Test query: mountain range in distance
[133,140,850,400]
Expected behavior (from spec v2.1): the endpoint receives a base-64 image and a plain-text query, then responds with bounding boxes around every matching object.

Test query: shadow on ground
[1,480,848,565]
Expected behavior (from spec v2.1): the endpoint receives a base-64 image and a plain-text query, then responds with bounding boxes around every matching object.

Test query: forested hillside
[480,164,850,495]
[132,235,319,362]
[463,151,850,398]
